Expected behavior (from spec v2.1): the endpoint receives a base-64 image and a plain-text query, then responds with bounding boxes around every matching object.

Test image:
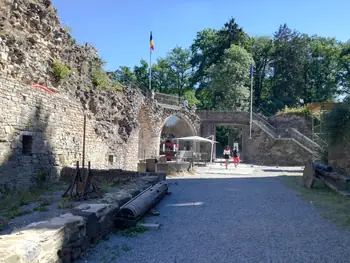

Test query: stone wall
[328,139,350,174]
[269,114,312,137]
[0,76,143,191]
[0,75,199,191]
[243,124,312,166]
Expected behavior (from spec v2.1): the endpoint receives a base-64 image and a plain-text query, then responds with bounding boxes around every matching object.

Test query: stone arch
[159,113,198,138]
[159,111,200,154]
[137,100,201,160]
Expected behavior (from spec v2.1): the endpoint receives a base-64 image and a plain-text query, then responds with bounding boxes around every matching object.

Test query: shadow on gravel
[262,169,304,173]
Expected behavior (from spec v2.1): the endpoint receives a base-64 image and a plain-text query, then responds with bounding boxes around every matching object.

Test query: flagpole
[149,31,152,90]
[249,65,253,139]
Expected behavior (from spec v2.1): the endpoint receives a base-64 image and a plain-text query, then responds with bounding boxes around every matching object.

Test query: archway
[160,114,197,159]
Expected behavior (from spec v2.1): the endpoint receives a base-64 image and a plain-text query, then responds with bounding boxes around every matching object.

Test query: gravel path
[79,164,350,263]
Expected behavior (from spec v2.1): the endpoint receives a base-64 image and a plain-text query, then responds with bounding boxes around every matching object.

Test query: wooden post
[82,114,86,176]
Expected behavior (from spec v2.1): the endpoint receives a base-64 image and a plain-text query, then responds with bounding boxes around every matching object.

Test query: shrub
[92,67,111,89]
[277,105,311,116]
[52,60,72,80]
[113,81,124,92]
[183,90,199,106]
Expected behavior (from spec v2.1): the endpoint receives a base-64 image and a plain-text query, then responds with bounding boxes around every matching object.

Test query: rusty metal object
[303,162,350,196]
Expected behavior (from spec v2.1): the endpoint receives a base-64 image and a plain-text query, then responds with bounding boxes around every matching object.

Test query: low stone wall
[60,167,166,185]
[156,162,191,173]
[0,174,165,263]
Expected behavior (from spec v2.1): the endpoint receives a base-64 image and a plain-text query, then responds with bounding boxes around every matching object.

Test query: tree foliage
[114,18,349,120]
[205,44,252,110]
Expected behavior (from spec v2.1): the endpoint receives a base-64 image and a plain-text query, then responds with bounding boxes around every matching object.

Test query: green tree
[166,46,192,98]
[151,58,173,93]
[113,66,136,84]
[270,24,309,109]
[206,44,253,110]
[250,36,274,111]
[306,36,342,103]
[133,59,149,90]
[182,90,199,106]
[190,18,247,88]
[338,41,350,95]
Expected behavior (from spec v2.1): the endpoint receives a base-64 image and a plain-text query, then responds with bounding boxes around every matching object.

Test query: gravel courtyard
[79,164,350,263]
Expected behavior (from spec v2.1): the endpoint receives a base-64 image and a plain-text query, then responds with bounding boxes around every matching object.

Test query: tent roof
[173,136,218,143]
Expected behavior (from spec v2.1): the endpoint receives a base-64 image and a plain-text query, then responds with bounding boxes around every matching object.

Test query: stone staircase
[252,113,325,161]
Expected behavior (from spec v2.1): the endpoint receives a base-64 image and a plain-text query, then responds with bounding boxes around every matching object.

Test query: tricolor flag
[150,32,154,51]
[250,64,254,77]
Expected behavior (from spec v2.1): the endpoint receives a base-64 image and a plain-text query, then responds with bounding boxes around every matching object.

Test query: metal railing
[252,112,277,134]
[154,92,183,106]
[290,128,323,151]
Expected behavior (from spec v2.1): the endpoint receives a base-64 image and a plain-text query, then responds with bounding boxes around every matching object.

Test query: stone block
[71,203,119,240]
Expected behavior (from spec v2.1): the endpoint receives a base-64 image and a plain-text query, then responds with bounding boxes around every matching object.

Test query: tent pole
[210,135,214,163]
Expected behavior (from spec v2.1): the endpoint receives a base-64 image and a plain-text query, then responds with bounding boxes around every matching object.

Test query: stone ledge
[0,174,165,263]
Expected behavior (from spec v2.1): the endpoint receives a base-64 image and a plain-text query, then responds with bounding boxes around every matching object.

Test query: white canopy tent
[173,136,218,163]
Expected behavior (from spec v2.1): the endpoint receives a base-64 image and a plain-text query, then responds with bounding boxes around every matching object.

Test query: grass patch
[0,183,64,219]
[120,243,132,252]
[119,226,147,237]
[282,174,350,228]
[58,196,74,209]
[100,183,113,193]
[58,202,74,209]
[6,208,32,219]
[33,205,49,212]
[38,197,52,206]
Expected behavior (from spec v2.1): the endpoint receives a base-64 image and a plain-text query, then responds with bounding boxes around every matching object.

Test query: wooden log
[303,163,315,189]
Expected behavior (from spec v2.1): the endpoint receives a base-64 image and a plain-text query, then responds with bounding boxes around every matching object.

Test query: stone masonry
[0,0,200,192]
[0,74,199,192]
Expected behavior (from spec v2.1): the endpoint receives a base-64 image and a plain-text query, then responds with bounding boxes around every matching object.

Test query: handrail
[252,120,276,138]
[290,128,322,151]
[252,112,276,132]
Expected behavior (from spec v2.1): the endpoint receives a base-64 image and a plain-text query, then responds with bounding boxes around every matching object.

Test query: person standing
[223,146,231,169]
[183,99,189,108]
[233,147,240,168]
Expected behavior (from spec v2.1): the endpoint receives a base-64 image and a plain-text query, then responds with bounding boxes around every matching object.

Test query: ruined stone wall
[0,76,145,191]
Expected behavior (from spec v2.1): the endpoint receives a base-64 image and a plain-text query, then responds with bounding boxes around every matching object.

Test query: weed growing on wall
[92,67,110,89]
[52,60,72,80]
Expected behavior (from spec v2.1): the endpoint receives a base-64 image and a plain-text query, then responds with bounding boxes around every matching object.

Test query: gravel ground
[79,164,350,263]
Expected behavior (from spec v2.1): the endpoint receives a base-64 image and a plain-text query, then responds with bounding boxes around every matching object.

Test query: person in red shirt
[233,147,240,168]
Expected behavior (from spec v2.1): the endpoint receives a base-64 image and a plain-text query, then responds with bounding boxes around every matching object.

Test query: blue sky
[52,0,349,71]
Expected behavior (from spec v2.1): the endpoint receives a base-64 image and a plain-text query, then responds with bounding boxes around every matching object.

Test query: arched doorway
[160,115,196,160]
